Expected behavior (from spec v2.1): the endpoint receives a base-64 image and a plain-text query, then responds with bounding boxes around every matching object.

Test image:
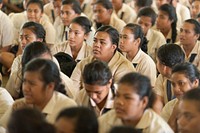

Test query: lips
[115,106,125,114]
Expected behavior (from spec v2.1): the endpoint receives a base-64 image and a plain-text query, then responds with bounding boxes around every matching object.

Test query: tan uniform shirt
[114,3,137,24]
[10,11,55,44]
[154,74,174,104]
[179,41,200,71]
[51,41,93,62]
[76,88,114,117]
[93,12,126,33]
[70,51,136,93]
[0,91,77,128]
[98,109,174,133]
[146,28,166,62]
[0,10,14,48]
[0,87,14,119]
[161,98,178,122]
[129,49,157,86]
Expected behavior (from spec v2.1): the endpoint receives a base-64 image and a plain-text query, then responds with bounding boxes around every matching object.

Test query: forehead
[27,3,41,9]
[158,10,169,16]
[138,16,152,23]
[69,23,84,30]
[61,4,74,11]
[117,83,135,94]
[84,84,107,92]
[93,3,106,9]
[94,31,111,40]
[171,72,189,81]
[24,71,41,80]
[20,28,35,35]
[182,22,195,30]
[121,27,133,35]
[179,99,200,112]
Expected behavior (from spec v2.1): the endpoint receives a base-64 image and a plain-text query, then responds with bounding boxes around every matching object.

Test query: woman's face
[93,4,112,24]
[93,31,117,62]
[68,23,87,47]
[55,118,75,133]
[114,83,147,121]
[156,10,172,31]
[22,71,53,107]
[60,4,79,26]
[19,28,38,49]
[171,72,199,99]
[84,82,110,104]
[27,3,43,22]
[119,27,138,53]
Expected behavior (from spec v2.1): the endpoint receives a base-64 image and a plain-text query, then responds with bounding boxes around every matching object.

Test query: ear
[36,38,43,42]
[108,9,113,15]
[194,33,200,40]
[111,44,117,52]
[193,79,199,88]
[46,82,55,92]
[107,78,113,88]
[141,96,149,109]
[135,38,141,47]
[84,32,90,41]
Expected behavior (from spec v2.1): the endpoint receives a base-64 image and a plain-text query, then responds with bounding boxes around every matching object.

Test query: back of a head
[157,44,185,68]
[62,0,82,14]
[22,41,51,68]
[109,126,142,133]
[56,107,98,133]
[82,60,112,86]
[135,0,152,8]
[7,108,56,133]
[118,72,154,108]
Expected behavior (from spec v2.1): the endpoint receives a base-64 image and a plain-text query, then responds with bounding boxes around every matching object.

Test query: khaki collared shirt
[146,28,166,62]
[98,109,174,133]
[161,98,179,122]
[154,74,174,104]
[0,92,77,128]
[76,89,114,117]
[128,49,157,86]
[51,41,92,62]
[114,3,137,24]
[70,51,136,93]
[179,41,200,71]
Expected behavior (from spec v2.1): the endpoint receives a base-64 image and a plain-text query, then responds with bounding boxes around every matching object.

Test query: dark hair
[71,16,92,34]
[56,107,98,133]
[184,19,200,40]
[181,88,200,111]
[0,0,2,3]
[137,7,157,26]
[109,126,142,133]
[83,60,112,85]
[118,72,154,108]
[157,44,185,68]
[26,0,44,12]
[24,58,66,94]
[95,25,119,52]
[22,41,51,69]
[135,0,152,9]
[159,4,177,43]
[62,0,82,14]
[172,62,200,84]
[94,0,113,10]
[21,21,46,42]
[7,108,56,133]
[124,23,148,53]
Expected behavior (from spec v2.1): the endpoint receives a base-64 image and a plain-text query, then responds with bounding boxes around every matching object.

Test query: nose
[22,81,30,93]
[20,38,27,48]
[90,93,98,101]
[177,115,186,130]
[68,32,74,39]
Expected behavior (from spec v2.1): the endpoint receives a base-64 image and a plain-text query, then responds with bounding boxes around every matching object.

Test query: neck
[121,111,143,127]
[70,43,83,59]
[160,27,170,38]
[183,42,196,57]
[126,49,139,62]
[34,92,53,111]
[97,95,108,110]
